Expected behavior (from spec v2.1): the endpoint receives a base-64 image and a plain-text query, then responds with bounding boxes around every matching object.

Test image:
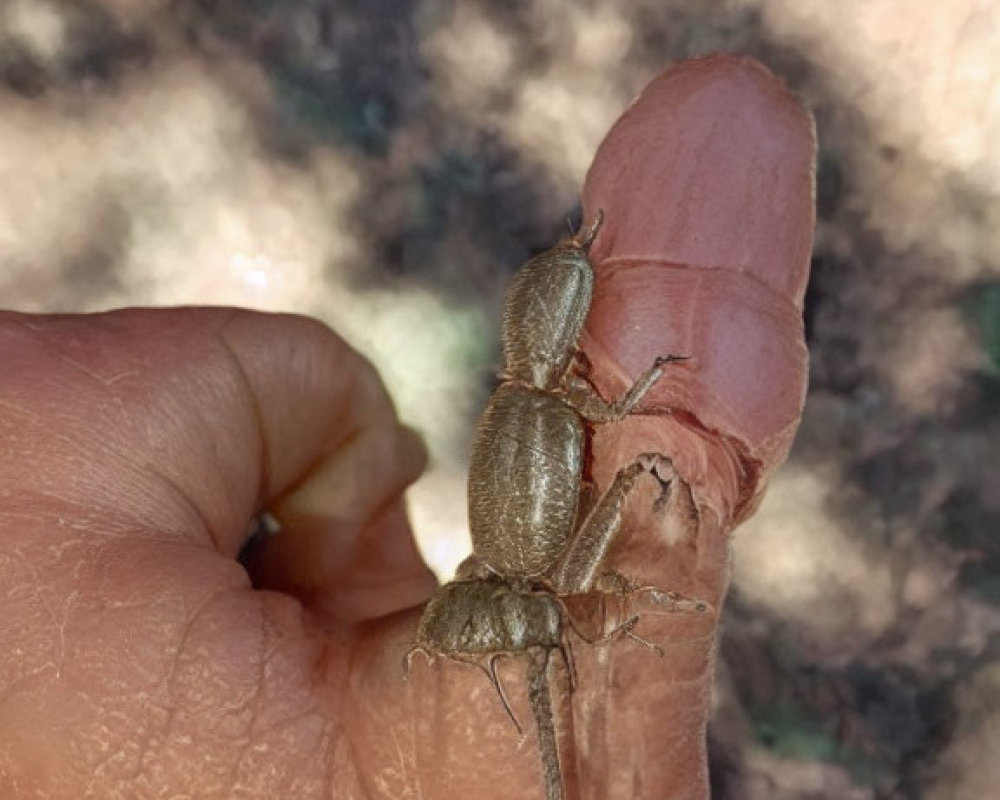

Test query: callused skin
[413,215,687,800]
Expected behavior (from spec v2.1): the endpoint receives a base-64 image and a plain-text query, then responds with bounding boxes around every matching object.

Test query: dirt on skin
[2,1,999,798]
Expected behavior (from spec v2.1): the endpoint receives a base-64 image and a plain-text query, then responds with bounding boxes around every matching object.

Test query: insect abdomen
[468,383,584,579]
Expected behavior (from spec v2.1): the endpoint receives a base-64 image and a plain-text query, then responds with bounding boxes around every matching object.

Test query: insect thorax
[416,577,563,657]
[500,243,594,390]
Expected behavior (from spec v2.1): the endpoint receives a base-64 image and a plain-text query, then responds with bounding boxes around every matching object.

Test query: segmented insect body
[414,215,686,800]
[466,229,595,581]
[467,216,677,586]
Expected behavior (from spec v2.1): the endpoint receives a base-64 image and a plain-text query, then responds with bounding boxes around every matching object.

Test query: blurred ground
[2,1,999,797]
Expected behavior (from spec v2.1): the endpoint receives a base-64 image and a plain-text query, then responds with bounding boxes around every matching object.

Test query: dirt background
[2,1,999,798]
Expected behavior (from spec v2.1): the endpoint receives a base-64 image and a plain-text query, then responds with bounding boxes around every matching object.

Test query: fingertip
[583,52,816,305]
[579,56,815,490]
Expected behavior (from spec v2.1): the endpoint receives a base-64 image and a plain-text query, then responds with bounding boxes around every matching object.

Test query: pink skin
[571,53,815,798]
[0,55,814,799]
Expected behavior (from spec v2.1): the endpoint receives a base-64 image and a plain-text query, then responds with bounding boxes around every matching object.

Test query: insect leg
[548,456,657,594]
[609,616,667,657]
[560,354,687,424]
[528,648,564,800]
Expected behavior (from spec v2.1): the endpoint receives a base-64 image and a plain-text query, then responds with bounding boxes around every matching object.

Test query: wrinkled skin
[0,55,814,799]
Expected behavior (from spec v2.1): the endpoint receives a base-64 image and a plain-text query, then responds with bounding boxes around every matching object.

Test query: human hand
[392,55,813,800]
[0,54,814,800]
[0,307,439,795]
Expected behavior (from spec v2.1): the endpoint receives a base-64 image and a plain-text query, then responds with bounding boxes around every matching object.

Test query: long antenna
[486,654,524,738]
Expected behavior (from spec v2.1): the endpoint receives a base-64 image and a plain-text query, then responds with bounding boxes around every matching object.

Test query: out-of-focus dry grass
[2,1,999,797]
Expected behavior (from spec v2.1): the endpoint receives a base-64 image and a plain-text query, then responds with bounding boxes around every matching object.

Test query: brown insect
[409,214,701,800]
[465,212,683,592]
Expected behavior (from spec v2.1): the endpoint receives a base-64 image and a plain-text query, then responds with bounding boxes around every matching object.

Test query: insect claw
[621,619,666,658]
[575,208,604,250]
[653,353,690,368]
[626,632,666,658]
[402,645,429,679]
